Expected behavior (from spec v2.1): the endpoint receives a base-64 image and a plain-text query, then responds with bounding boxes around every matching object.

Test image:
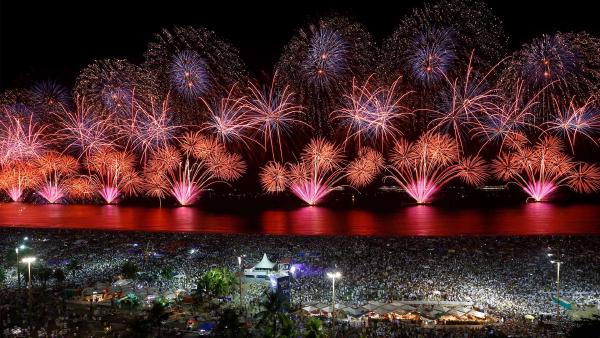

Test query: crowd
[1,228,599,337]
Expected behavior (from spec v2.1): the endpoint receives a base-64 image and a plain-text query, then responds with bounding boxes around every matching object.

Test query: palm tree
[257,291,289,335]
[214,308,247,338]
[53,268,65,286]
[147,302,170,337]
[66,258,81,279]
[124,316,153,338]
[35,266,52,288]
[122,261,139,279]
[304,317,325,338]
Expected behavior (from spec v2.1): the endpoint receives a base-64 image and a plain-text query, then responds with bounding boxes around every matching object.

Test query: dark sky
[1,0,598,91]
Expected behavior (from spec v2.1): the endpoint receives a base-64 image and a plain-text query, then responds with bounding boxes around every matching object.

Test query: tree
[66,258,81,279]
[214,308,247,338]
[197,267,238,300]
[124,316,153,338]
[34,266,53,288]
[147,302,170,337]
[304,317,325,338]
[53,268,65,285]
[257,291,289,335]
[0,267,5,286]
[122,261,139,279]
[569,315,600,338]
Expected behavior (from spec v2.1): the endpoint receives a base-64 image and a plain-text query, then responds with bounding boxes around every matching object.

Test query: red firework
[86,148,142,204]
[35,152,79,203]
[491,135,600,201]
[387,133,488,204]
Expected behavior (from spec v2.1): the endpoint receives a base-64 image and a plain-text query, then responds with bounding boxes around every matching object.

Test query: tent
[253,254,276,271]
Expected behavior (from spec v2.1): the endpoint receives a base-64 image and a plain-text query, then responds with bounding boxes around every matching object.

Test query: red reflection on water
[0,202,599,236]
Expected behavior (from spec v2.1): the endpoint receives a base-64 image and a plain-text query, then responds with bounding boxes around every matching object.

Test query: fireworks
[29,80,71,116]
[333,77,413,150]
[545,96,600,153]
[491,135,600,201]
[54,97,115,158]
[86,148,142,204]
[35,152,79,203]
[260,161,288,193]
[170,50,209,101]
[276,16,375,132]
[387,133,488,204]
[245,76,307,161]
[3,4,600,207]
[500,32,600,121]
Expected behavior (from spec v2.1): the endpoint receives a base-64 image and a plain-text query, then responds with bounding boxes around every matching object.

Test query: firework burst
[86,148,142,204]
[334,76,414,150]
[491,135,600,201]
[387,133,488,203]
[35,152,79,203]
[245,76,308,161]
[545,96,600,153]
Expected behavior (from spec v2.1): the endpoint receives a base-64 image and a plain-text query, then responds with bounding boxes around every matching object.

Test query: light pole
[327,271,341,326]
[15,244,26,289]
[21,256,35,334]
[550,260,562,321]
[238,255,245,313]
[22,257,36,289]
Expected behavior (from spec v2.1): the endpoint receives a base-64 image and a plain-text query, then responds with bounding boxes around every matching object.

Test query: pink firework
[333,76,413,150]
[428,53,504,153]
[545,96,600,153]
[120,94,182,162]
[0,113,49,164]
[35,152,79,203]
[473,80,544,153]
[491,135,600,201]
[387,133,488,204]
[86,148,141,204]
[54,96,115,159]
[166,159,216,206]
[201,85,257,149]
[245,76,308,161]
[0,160,40,202]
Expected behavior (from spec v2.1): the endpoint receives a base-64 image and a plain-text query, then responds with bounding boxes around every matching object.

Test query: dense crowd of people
[1,228,599,337]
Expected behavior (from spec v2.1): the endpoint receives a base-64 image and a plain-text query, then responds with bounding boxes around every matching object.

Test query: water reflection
[0,202,599,236]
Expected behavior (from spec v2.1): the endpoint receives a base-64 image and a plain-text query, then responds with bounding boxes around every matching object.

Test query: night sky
[1,0,598,91]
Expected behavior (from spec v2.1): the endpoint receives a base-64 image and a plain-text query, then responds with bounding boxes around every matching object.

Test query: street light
[238,255,246,312]
[21,257,36,288]
[327,271,342,325]
[15,244,26,289]
[550,260,562,321]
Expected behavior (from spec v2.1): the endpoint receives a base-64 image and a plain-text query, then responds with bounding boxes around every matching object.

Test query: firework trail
[276,16,375,134]
[428,53,504,153]
[244,75,308,161]
[500,32,600,121]
[0,160,40,202]
[119,94,182,162]
[386,133,488,204]
[144,26,245,123]
[333,76,413,150]
[0,108,49,164]
[86,148,142,204]
[35,152,79,203]
[491,135,600,201]
[53,96,116,159]
[545,96,600,153]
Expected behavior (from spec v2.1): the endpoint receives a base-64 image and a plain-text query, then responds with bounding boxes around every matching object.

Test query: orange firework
[35,152,80,203]
[86,148,142,204]
[0,160,41,202]
[346,147,384,187]
[259,161,288,193]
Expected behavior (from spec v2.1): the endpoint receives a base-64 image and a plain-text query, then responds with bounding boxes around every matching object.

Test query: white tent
[253,254,276,270]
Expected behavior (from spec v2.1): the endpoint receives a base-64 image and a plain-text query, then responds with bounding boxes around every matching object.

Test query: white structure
[244,253,289,281]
